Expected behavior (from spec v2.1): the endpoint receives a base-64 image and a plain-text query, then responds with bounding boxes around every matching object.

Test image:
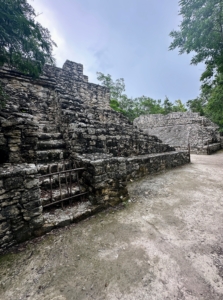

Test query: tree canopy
[170,0,223,131]
[0,0,56,77]
[169,0,223,84]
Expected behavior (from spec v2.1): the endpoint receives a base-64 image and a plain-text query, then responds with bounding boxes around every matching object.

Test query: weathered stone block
[2,205,20,218]
[24,164,37,175]
[0,221,10,237]
[9,145,20,152]
[21,188,39,204]
[4,177,23,190]
[24,178,39,189]
[22,206,42,220]
[23,199,42,210]
[0,135,7,146]
[1,196,19,207]
[0,188,5,196]
[134,112,220,154]
[14,224,33,243]
[29,215,44,229]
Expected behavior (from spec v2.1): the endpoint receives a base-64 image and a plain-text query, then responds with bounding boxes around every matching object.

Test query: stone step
[38,122,58,128]
[60,100,82,111]
[192,143,222,155]
[38,123,59,133]
[38,120,55,124]
[37,161,76,175]
[39,172,78,190]
[37,140,66,150]
[205,143,221,153]
[38,132,63,140]
[37,149,69,163]
[40,202,103,233]
[40,185,81,207]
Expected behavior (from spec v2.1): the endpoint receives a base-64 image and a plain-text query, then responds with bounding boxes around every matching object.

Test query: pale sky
[28,0,204,103]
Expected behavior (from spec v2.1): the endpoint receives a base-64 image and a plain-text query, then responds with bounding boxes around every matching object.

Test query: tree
[203,73,223,130]
[172,99,187,112]
[169,0,223,84]
[186,96,207,115]
[96,72,135,118]
[0,0,56,76]
[163,97,173,114]
[0,0,56,108]
[169,0,223,129]
[138,96,164,115]
[96,72,125,102]
[97,72,188,120]
[206,87,223,130]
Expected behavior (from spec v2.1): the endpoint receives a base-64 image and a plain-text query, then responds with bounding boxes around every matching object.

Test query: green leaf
[0,0,56,77]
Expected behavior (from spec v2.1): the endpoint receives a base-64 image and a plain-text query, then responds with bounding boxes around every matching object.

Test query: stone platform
[0,61,190,251]
[134,112,221,154]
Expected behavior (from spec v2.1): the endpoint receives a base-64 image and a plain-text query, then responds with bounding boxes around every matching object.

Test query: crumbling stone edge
[0,151,190,252]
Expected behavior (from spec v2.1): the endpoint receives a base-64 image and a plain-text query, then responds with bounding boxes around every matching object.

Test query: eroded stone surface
[0,152,223,299]
[134,112,221,154]
[0,164,42,251]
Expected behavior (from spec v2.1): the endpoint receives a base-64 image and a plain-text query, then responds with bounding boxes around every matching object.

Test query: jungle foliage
[170,0,223,130]
[96,72,187,121]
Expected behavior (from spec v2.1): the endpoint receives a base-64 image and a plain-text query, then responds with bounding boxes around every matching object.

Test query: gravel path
[0,151,223,300]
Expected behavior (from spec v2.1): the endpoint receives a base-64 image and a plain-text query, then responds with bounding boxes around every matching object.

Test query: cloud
[93,49,113,71]
[27,0,69,67]
[27,0,108,84]
[26,0,202,101]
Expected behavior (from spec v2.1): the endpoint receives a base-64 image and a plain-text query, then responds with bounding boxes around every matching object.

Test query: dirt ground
[1,151,223,300]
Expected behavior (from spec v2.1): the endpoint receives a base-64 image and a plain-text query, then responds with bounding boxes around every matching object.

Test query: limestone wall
[64,108,175,158]
[0,164,43,250]
[0,114,39,164]
[81,152,190,205]
[44,62,110,110]
[134,112,221,154]
[0,67,59,164]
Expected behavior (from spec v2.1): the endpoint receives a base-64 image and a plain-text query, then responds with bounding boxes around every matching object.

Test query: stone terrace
[0,61,190,251]
[134,112,221,154]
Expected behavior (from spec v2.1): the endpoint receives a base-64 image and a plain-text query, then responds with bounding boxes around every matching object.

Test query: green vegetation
[0,0,56,76]
[170,0,223,131]
[0,0,56,108]
[96,72,187,121]
[98,0,223,130]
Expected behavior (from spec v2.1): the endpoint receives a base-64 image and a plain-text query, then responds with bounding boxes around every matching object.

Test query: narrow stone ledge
[34,202,106,236]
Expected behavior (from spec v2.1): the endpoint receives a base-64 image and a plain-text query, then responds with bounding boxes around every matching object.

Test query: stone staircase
[36,110,68,163]
[34,106,86,213]
[36,143,95,231]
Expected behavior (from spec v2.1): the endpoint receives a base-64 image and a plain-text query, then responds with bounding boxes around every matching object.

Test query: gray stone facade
[0,164,42,250]
[0,61,190,251]
[134,112,221,154]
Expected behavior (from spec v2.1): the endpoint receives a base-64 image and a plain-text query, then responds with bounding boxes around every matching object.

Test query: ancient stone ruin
[0,61,190,251]
[134,112,222,154]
